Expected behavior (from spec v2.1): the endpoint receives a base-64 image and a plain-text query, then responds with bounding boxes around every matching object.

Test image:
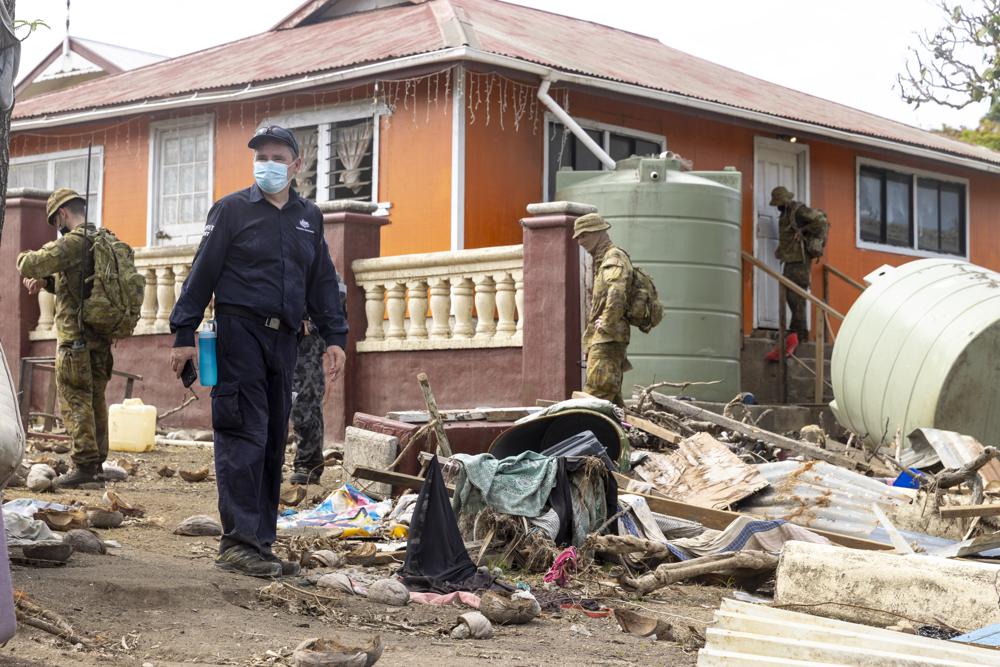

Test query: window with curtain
[282,114,378,206]
[10,148,104,223]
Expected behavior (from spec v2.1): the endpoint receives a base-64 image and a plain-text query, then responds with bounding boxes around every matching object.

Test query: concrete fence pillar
[519,201,596,404]
[321,201,388,441]
[0,189,55,387]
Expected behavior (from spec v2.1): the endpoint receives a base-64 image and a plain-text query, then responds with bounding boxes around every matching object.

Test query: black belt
[215,304,296,335]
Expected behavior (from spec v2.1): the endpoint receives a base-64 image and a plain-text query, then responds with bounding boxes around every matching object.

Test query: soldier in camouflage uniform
[768,186,827,361]
[575,213,633,407]
[289,318,326,485]
[17,189,111,488]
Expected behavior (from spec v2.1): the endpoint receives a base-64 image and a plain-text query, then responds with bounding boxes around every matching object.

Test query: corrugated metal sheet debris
[908,428,1000,492]
[698,599,1000,666]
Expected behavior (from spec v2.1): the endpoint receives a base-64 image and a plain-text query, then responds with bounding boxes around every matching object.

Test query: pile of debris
[263,376,1000,664]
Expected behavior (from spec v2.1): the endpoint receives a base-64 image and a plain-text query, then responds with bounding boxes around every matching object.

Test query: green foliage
[13,18,47,41]
[937,117,1000,150]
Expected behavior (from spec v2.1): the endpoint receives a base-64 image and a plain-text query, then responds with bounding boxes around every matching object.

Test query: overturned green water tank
[556,156,743,402]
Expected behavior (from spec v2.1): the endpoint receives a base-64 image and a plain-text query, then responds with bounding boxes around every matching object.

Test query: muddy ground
[2,444,728,666]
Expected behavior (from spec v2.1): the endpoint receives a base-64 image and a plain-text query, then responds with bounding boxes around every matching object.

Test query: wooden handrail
[741,251,845,320]
[823,263,866,293]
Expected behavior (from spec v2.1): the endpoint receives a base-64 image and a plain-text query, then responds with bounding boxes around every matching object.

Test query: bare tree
[899,0,1000,116]
[0,0,14,241]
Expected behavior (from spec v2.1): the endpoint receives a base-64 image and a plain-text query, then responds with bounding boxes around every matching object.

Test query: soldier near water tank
[16,189,112,489]
[767,186,829,361]
[575,213,633,407]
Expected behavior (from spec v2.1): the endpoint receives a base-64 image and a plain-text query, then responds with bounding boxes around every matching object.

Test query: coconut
[173,515,223,536]
[478,590,540,625]
[366,579,409,607]
[87,509,124,529]
[292,635,384,667]
[63,529,106,555]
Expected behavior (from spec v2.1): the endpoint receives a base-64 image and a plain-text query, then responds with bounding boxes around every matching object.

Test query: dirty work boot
[289,469,321,486]
[215,546,282,578]
[264,553,302,577]
[54,465,104,490]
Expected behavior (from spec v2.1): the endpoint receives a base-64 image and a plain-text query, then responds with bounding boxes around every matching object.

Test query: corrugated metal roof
[13,0,1000,167]
[698,599,1000,666]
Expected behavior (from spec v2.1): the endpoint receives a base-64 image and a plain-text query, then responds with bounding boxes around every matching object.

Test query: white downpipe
[537,77,616,171]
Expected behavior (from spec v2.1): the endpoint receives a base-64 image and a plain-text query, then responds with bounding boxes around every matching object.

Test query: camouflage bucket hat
[769,186,794,206]
[573,213,611,239]
[46,188,85,225]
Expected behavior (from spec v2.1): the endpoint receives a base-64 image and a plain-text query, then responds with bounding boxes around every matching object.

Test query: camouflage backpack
[623,253,664,334]
[81,229,145,340]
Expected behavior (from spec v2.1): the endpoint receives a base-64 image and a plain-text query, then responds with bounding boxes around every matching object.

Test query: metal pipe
[536,77,616,170]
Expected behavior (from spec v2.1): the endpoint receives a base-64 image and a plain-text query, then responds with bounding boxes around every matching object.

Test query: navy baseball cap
[248,125,299,157]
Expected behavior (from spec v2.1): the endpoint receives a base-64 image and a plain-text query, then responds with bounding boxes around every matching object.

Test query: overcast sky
[15,0,988,130]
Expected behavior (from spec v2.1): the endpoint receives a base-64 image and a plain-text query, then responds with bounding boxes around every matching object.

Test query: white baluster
[140,268,157,331]
[172,263,190,302]
[154,266,175,333]
[385,282,407,339]
[452,277,475,338]
[474,275,497,340]
[429,277,451,340]
[494,272,516,338]
[363,283,386,341]
[513,270,524,336]
[36,291,55,334]
[406,280,429,339]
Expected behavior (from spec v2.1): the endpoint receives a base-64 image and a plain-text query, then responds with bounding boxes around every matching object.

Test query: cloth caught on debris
[617,494,668,543]
[452,451,558,518]
[543,546,577,587]
[547,456,617,547]
[665,515,830,561]
[4,511,60,547]
[399,457,498,594]
[633,432,769,509]
[276,484,391,535]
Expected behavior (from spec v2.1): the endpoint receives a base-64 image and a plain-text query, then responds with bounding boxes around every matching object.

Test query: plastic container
[556,156,743,402]
[108,398,157,452]
[198,321,217,387]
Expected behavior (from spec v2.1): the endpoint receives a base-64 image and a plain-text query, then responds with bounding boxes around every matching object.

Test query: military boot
[54,465,104,490]
[215,545,281,578]
[264,552,301,577]
[289,469,322,486]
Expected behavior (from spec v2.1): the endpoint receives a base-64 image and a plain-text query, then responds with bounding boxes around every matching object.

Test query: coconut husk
[173,515,223,537]
[179,467,210,483]
[304,550,345,569]
[102,490,146,517]
[345,543,377,566]
[36,508,89,532]
[366,579,409,607]
[292,635,384,667]
[281,485,307,507]
[157,465,176,478]
[478,590,539,625]
[87,509,124,529]
[21,542,74,564]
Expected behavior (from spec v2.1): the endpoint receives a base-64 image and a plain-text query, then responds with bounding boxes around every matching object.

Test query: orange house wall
[463,88,1000,335]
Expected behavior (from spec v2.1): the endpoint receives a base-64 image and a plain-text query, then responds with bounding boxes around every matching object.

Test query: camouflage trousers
[56,341,113,468]
[782,261,812,340]
[291,333,326,476]
[584,342,630,407]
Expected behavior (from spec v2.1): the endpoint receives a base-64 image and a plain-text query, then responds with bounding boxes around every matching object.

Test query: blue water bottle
[198,321,217,387]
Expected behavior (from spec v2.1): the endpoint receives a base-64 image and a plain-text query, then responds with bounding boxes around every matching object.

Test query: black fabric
[547,456,620,547]
[399,457,497,593]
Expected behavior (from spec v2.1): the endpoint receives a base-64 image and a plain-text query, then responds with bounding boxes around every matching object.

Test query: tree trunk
[0,0,16,242]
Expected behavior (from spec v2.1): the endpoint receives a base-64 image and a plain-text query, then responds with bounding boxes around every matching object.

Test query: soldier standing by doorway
[767,186,829,361]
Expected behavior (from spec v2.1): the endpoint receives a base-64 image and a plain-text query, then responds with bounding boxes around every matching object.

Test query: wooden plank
[417,372,453,458]
[614,472,891,552]
[742,251,845,320]
[649,391,862,470]
[625,414,683,445]
[352,465,454,496]
[940,503,1000,519]
[814,302,826,404]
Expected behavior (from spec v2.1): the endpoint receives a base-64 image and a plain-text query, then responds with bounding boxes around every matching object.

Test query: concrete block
[343,426,399,498]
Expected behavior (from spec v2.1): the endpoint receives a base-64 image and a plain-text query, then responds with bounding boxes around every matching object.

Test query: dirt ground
[2,444,728,666]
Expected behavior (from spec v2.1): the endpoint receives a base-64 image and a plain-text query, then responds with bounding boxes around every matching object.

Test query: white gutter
[13,45,1000,176]
[537,76,615,170]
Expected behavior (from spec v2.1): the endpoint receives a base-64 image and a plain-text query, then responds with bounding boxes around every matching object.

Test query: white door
[754,140,808,329]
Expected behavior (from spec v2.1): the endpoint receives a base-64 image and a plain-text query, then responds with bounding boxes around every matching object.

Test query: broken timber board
[649,391,861,470]
[624,414,683,445]
[940,503,1000,519]
[613,472,890,552]
[352,466,454,496]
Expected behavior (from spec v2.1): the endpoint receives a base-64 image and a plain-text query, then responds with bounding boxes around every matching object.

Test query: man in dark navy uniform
[169,126,347,578]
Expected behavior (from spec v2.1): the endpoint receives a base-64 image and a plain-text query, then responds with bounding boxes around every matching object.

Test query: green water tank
[556,156,742,403]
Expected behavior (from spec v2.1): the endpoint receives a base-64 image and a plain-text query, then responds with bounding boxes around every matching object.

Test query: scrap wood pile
[261,376,1000,664]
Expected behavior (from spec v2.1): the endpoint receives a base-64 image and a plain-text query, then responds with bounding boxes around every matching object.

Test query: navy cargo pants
[211,314,297,557]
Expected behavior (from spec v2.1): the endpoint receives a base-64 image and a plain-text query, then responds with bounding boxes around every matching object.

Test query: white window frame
[542,113,667,201]
[855,157,970,260]
[146,114,216,246]
[259,100,390,215]
[11,146,105,225]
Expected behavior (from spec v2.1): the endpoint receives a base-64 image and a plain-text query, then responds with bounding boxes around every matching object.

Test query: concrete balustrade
[351,245,524,352]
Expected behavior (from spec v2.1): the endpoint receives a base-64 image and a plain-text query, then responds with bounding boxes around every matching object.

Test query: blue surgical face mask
[254,160,289,194]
